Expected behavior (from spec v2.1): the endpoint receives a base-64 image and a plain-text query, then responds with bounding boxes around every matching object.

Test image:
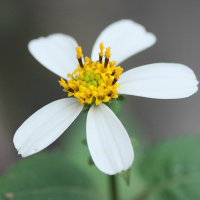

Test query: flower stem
[110,175,118,200]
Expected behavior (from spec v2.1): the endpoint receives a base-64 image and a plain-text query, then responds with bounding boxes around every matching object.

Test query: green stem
[110,175,118,200]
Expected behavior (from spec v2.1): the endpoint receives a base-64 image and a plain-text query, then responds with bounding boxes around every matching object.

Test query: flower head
[13,19,198,175]
[59,44,121,105]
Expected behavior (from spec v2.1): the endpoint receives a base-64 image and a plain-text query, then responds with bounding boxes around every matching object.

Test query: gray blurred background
[0,0,200,174]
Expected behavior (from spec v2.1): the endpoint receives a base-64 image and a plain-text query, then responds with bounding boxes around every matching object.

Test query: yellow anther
[114,66,123,79]
[104,47,111,59]
[99,42,105,57]
[75,46,83,59]
[59,78,67,88]
[85,57,91,63]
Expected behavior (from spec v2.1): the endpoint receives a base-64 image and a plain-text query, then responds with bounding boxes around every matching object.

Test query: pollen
[75,46,83,59]
[59,44,123,105]
[99,42,105,57]
[104,47,111,59]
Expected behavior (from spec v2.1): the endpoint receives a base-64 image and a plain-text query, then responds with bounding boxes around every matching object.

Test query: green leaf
[88,156,94,165]
[130,137,139,148]
[137,136,200,200]
[110,98,124,116]
[0,153,103,200]
[119,168,131,185]
[82,138,87,146]
[81,139,94,165]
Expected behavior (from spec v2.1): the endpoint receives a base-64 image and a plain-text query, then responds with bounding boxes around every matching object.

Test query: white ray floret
[91,19,156,65]
[28,33,78,80]
[14,98,83,157]
[87,103,134,175]
[118,63,198,99]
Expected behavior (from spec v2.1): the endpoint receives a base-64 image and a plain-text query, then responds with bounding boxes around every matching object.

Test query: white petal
[118,63,199,99]
[86,103,134,175]
[14,98,83,157]
[28,33,78,79]
[91,19,156,65]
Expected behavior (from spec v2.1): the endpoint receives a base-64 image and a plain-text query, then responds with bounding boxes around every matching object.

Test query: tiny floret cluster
[59,43,123,105]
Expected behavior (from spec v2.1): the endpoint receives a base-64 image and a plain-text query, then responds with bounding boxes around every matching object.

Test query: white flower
[13,19,198,175]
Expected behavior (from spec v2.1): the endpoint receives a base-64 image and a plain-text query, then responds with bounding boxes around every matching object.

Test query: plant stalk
[110,175,118,200]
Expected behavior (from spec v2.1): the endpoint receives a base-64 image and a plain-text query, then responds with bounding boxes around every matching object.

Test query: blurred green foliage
[138,136,200,200]
[0,153,103,200]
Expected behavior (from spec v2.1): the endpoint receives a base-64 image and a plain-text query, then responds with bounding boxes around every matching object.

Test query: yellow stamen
[114,66,123,79]
[104,47,111,59]
[104,46,111,68]
[75,46,84,68]
[75,46,83,59]
[85,56,91,65]
[99,42,105,57]
[59,78,68,88]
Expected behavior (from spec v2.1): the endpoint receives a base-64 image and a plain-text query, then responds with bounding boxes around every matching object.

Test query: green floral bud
[92,80,97,86]
[85,71,91,76]
[86,82,91,88]
[84,76,89,82]
[90,74,95,81]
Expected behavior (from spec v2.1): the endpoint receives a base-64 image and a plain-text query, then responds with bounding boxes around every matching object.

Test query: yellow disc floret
[59,44,123,105]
